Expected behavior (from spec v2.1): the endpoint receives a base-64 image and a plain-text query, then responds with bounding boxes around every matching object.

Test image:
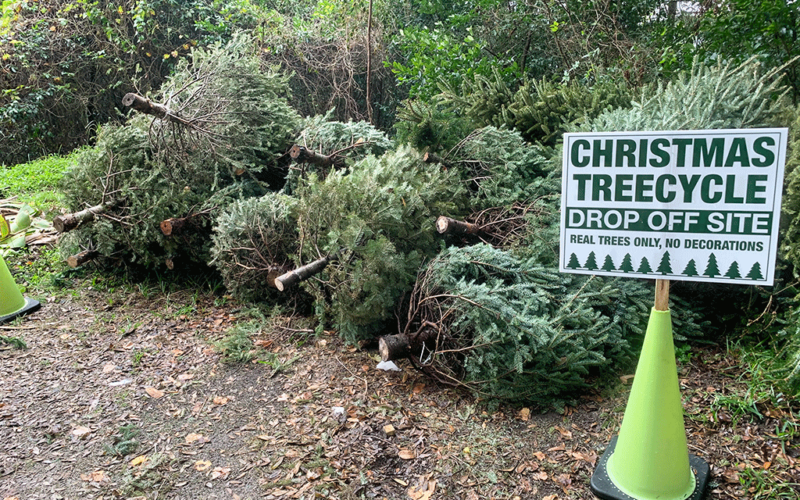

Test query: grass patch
[215,321,261,363]
[0,150,82,214]
[0,335,26,349]
[104,424,140,457]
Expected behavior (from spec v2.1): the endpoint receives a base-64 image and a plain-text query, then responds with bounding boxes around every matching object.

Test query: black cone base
[590,436,710,500]
[0,297,40,325]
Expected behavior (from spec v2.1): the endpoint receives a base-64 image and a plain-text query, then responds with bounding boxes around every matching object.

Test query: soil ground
[1,275,798,500]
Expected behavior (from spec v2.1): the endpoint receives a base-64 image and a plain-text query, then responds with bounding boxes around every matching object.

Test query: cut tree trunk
[289,145,342,168]
[67,249,98,268]
[436,216,482,236]
[160,218,187,236]
[160,212,211,236]
[422,152,449,166]
[122,93,171,120]
[274,252,340,292]
[379,324,439,362]
[267,266,290,289]
[54,202,114,233]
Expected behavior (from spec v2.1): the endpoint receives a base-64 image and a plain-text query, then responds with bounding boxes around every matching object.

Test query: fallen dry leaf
[72,426,92,438]
[554,426,572,440]
[185,432,207,444]
[398,449,416,460]
[194,460,212,471]
[129,455,148,466]
[407,478,436,500]
[80,470,108,482]
[210,466,231,480]
[145,387,164,399]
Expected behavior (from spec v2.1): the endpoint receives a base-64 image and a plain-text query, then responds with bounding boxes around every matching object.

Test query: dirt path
[1,285,798,499]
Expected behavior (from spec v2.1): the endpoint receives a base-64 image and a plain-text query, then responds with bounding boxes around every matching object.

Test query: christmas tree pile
[289,146,465,342]
[375,58,781,405]
[57,34,301,269]
[380,244,644,405]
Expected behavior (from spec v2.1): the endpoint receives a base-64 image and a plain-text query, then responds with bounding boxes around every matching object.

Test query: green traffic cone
[0,254,40,324]
[590,307,708,500]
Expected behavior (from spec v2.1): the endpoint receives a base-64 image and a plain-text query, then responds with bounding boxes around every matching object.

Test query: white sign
[559,129,787,285]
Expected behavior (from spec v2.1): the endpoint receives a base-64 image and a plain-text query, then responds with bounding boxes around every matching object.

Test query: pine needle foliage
[58,35,301,268]
[779,111,800,275]
[438,127,562,265]
[446,127,555,210]
[502,78,631,145]
[408,244,639,406]
[144,33,302,190]
[393,99,473,153]
[407,244,709,405]
[210,193,300,303]
[294,146,467,343]
[437,71,631,146]
[582,57,790,133]
[284,112,394,193]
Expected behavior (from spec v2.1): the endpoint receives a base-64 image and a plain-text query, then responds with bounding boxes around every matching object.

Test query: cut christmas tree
[58,35,302,269]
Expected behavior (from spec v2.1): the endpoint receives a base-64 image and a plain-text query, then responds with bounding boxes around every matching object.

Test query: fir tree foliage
[582,57,790,133]
[408,244,643,405]
[210,193,300,302]
[58,35,301,268]
[446,127,553,209]
[437,71,632,146]
[394,99,473,153]
[294,146,467,343]
[283,112,394,193]
[440,127,561,265]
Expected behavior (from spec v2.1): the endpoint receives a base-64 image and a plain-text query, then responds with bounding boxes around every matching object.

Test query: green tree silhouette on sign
[567,253,581,269]
[601,255,615,271]
[584,251,598,271]
[725,261,741,279]
[682,259,699,277]
[657,251,672,275]
[704,253,720,278]
[637,256,652,274]
[746,262,764,280]
[619,253,634,272]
